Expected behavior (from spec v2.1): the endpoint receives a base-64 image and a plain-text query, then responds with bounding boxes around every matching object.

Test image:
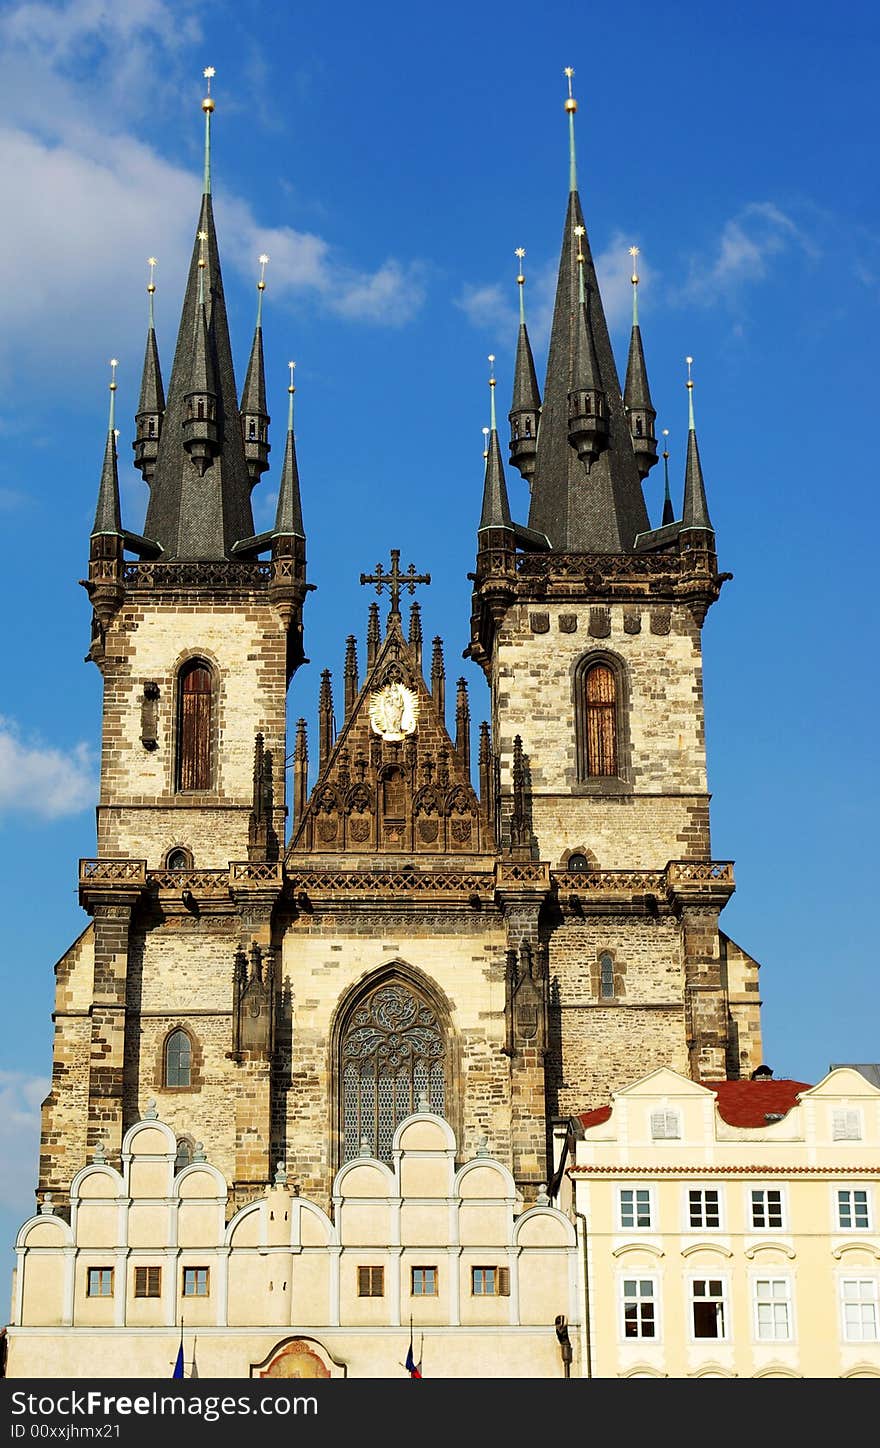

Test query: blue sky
[1,0,878,1266]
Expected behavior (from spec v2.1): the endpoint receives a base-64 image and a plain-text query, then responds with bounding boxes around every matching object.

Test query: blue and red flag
[405,1322,422,1378]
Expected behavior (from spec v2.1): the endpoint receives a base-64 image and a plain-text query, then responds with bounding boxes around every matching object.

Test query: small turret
[366,602,381,669]
[408,601,423,670]
[318,669,335,771]
[240,254,271,487]
[133,258,165,485]
[567,225,608,470]
[660,428,675,526]
[85,360,125,653]
[479,355,514,531]
[681,357,714,543]
[508,248,541,486]
[292,718,308,831]
[455,677,470,772]
[431,636,446,722]
[343,634,359,721]
[624,246,658,481]
[181,228,219,474]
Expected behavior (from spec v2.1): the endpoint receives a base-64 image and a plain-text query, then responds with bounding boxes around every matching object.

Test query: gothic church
[37,73,762,1236]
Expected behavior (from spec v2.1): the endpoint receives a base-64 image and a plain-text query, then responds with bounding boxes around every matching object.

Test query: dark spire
[508,250,541,486]
[343,634,359,720]
[366,602,381,669]
[623,247,658,481]
[408,600,423,670]
[527,71,650,552]
[567,226,609,470]
[455,678,471,772]
[479,356,513,530]
[143,73,255,560]
[240,255,271,487]
[318,669,335,771]
[133,259,165,486]
[292,718,308,831]
[660,428,675,526]
[181,229,220,474]
[274,361,305,538]
[681,359,714,535]
[431,636,446,721]
[92,359,122,537]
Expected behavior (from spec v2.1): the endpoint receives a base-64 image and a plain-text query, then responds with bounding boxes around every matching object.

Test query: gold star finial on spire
[564,66,577,113]
[288,360,296,394]
[147,257,157,294]
[662,426,669,458]
[686,355,694,389]
[197,230,208,268]
[488,353,496,387]
[482,425,490,460]
[109,359,118,391]
[202,66,216,112]
[573,223,585,264]
[629,244,640,284]
[258,254,269,290]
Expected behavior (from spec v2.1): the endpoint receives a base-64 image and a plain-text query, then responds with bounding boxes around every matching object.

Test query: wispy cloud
[0,1071,48,1216]
[0,716,96,820]
[679,202,818,302]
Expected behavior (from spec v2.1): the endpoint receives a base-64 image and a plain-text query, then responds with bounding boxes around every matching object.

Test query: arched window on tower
[585,662,618,777]
[176,660,213,792]
[339,978,446,1165]
[599,952,615,999]
[165,1029,192,1089]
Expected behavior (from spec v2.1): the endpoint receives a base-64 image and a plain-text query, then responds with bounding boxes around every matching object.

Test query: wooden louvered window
[357,1266,384,1298]
[177,662,212,791]
[585,663,618,777]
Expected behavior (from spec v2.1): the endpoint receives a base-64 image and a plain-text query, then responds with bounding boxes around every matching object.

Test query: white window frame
[752,1275,793,1344]
[748,1185,786,1232]
[619,1274,660,1343]
[840,1277,879,1343]
[618,1185,654,1231]
[832,1109,862,1142]
[688,1275,730,1344]
[836,1186,872,1231]
[685,1185,724,1231]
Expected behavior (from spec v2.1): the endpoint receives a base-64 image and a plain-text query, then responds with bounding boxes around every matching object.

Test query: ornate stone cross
[360,549,431,617]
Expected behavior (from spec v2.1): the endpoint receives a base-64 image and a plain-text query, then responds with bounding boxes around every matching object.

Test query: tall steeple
[143,68,256,560]
[479,355,513,530]
[273,362,305,539]
[92,360,122,539]
[527,69,650,552]
[567,223,609,469]
[624,246,659,481]
[132,259,165,486]
[681,357,714,537]
[240,254,271,487]
[508,249,542,486]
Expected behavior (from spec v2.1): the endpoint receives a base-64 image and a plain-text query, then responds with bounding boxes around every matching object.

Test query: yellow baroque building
[553,1065,880,1378]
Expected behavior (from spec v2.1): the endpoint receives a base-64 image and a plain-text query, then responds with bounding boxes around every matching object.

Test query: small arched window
[174,1136,194,1172]
[599,953,615,999]
[177,661,213,792]
[166,848,192,871]
[165,1030,192,1088]
[568,852,589,872]
[585,663,618,777]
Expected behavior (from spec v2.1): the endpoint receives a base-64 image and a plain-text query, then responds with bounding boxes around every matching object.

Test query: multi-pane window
[340,981,445,1164]
[754,1278,792,1341]
[134,1267,162,1299]
[622,1279,656,1339]
[750,1189,784,1230]
[689,1189,721,1229]
[832,1110,862,1141]
[87,1267,113,1297]
[182,1267,209,1298]
[841,1279,879,1342]
[619,1188,652,1229]
[165,1030,192,1089]
[599,953,615,1000]
[651,1110,680,1140]
[174,1137,194,1173]
[691,1279,727,1339]
[584,663,618,777]
[837,1189,871,1230]
[471,1267,510,1296]
[357,1266,384,1298]
[411,1266,438,1297]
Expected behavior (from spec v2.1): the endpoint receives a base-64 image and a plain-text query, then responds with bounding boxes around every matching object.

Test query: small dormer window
[651,1109,680,1140]
[833,1109,862,1141]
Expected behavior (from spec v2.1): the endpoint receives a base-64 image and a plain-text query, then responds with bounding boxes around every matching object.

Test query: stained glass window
[340,981,445,1163]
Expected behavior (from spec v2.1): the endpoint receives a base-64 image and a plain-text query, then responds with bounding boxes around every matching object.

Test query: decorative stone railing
[122,561,273,589]
[79,859,147,886]
[287,869,496,899]
[666,861,734,886]
[229,861,285,885]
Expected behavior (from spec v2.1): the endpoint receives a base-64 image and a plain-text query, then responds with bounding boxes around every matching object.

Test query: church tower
[467,70,762,1118]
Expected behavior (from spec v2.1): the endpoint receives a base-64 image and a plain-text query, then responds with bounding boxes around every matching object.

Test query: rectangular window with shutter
[832,1110,862,1141]
[134,1266,162,1298]
[471,1266,510,1296]
[357,1266,385,1297]
[651,1110,680,1140]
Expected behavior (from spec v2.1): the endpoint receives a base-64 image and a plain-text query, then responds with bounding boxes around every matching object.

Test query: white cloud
[0,716,96,820]
[0,1071,48,1215]
[681,202,817,301]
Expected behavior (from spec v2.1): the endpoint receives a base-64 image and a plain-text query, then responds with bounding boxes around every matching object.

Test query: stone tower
[36,73,763,1231]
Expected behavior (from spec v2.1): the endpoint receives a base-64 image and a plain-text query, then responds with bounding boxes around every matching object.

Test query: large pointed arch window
[176,660,213,791]
[574,652,629,787]
[165,1029,192,1088]
[339,979,446,1164]
[585,663,617,776]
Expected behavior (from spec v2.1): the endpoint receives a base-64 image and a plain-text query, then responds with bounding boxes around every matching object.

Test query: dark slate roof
[241,323,268,418]
[136,324,165,418]
[511,322,541,413]
[478,427,512,530]
[92,429,122,535]
[527,191,650,553]
[572,279,602,395]
[682,426,713,532]
[624,322,654,416]
[143,194,255,559]
[274,422,305,538]
[830,1064,880,1089]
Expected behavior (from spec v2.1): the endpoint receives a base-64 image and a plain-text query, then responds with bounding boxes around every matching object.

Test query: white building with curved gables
[7,1107,578,1379]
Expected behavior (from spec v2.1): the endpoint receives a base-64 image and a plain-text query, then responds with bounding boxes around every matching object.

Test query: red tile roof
[575,1078,812,1132]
